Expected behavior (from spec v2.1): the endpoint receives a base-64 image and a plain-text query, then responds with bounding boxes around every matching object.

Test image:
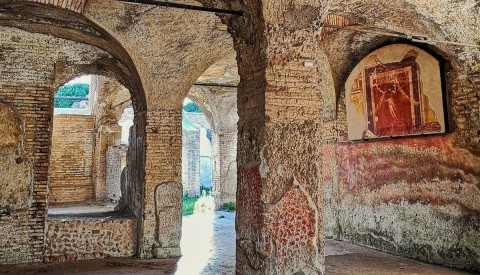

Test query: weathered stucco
[318,1,480,271]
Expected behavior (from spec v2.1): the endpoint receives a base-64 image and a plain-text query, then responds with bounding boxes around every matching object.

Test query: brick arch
[27,0,87,13]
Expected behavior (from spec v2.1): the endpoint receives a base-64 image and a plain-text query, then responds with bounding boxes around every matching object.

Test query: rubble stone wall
[46,217,137,262]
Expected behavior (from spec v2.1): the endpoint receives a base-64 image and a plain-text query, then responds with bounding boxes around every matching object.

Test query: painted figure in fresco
[372,70,420,126]
[347,46,444,140]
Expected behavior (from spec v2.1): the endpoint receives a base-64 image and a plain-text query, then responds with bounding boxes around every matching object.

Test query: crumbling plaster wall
[0,102,33,264]
[319,0,480,271]
[105,144,127,203]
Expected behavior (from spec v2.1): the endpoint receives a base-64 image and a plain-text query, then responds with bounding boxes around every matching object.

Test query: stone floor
[0,210,476,275]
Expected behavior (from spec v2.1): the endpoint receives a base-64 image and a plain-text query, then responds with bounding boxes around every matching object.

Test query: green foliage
[220,201,236,212]
[54,83,89,108]
[182,196,199,216]
[183,102,202,113]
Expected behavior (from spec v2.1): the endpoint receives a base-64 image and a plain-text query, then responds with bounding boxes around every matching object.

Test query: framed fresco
[346,44,446,140]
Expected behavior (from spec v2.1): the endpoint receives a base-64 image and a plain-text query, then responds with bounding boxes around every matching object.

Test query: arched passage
[0,2,147,263]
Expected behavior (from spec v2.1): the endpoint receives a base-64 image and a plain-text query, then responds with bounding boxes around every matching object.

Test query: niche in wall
[346,44,445,140]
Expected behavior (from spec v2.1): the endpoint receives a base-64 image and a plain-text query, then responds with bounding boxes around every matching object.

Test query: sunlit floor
[0,206,476,275]
[176,210,235,275]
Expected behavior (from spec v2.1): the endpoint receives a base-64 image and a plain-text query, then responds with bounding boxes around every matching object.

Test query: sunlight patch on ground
[176,196,215,275]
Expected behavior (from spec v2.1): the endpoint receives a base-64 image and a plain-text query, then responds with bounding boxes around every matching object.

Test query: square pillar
[230,3,325,274]
[140,109,183,258]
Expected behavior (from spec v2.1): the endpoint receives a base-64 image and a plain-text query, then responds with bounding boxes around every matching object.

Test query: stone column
[140,109,182,259]
[225,1,325,274]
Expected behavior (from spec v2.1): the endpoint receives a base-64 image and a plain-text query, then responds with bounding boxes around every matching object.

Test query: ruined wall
[333,48,480,270]
[0,24,120,263]
[0,102,33,264]
[46,216,137,262]
[336,136,480,270]
[203,0,326,273]
[93,124,122,201]
[148,110,183,259]
[187,85,238,208]
[49,115,95,204]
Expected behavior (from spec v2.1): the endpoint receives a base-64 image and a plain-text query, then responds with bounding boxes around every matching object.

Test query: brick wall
[0,28,59,264]
[0,25,114,264]
[49,115,95,204]
[26,0,87,13]
[144,109,182,259]
[93,124,122,201]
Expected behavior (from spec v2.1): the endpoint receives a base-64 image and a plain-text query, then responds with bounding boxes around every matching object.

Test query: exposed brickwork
[187,86,238,208]
[1,1,479,273]
[49,115,95,204]
[26,0,87,13]
[92,124,122,200]
[215,1,326,273]
[143,109,182,258]
[0,25,116,264]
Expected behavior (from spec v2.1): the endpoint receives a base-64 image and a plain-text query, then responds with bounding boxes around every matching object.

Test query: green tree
[54,83,89,108]
[183,102,202,113]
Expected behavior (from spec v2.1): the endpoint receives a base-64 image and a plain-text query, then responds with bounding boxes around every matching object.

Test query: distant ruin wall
[182,128,200,197]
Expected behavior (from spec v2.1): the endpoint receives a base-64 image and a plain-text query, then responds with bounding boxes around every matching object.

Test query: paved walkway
[0,211,475,274]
